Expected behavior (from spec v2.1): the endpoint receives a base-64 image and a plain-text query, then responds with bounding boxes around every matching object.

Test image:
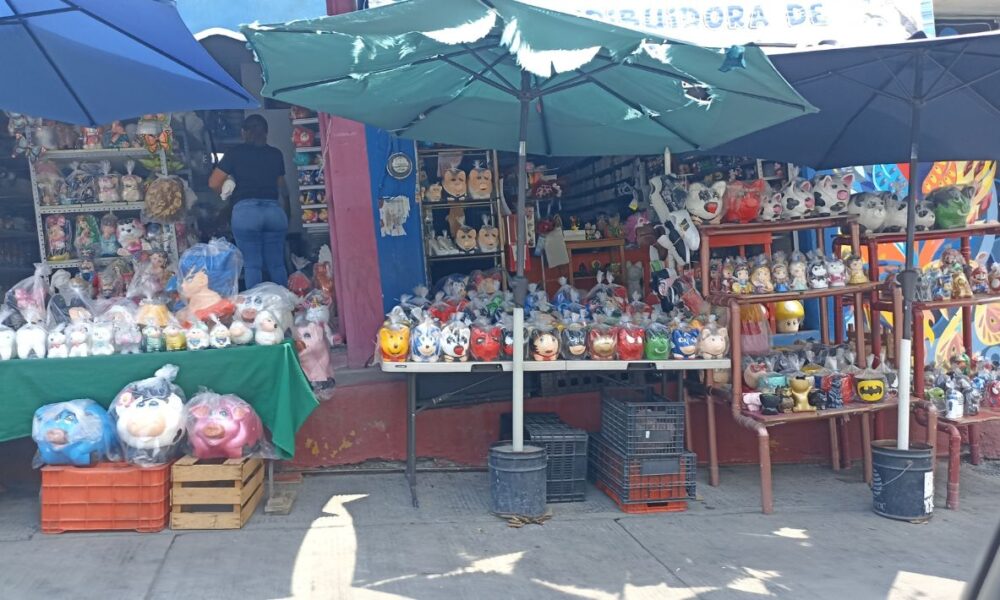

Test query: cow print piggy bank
[847,192,890,233]
[185,391,264,460]
[32,399,120,466]
[811,173,854,217]
[685,181,727,225]
[777,179,814,219]
[109,365,186,466]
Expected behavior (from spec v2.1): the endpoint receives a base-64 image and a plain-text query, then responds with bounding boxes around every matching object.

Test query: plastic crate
[600,386,685,456]
[588,434,695,512]
[41,461,171,533]
[525,415,587,503]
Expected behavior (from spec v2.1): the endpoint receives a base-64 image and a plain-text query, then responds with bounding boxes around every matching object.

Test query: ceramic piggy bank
[378,321,410,362]
[185,392,264,459]
[110,365,186,466]
[928,185,974,229]
[847,192,890,233]
[32,399,120,466]
[914,200,936,231]
[685,181,727,225]
[410,318,442,362]
[777,179,814,219]
[811,173,854,217]
[294,319,335,386]
[441,317,470,362]
[698,326,729,359]
[672,326,700,359]
[722,179,766,224]
[759,191,784,222]
[881,195,912,232]
[470,323,503,362]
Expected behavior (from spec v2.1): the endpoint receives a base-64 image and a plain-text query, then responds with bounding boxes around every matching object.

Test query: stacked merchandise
[524,413,588,503]
[589,386,696,513]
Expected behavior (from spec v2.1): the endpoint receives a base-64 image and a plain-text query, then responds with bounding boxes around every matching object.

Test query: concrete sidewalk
[1,460,997,600]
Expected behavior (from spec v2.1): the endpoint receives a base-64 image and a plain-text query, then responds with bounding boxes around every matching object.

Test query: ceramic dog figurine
[685,181,727,225]
[811,173,854,217]
[32,399,120,466]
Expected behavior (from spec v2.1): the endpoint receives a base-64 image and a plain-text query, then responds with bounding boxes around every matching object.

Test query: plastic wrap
[470,317,503,362]
[588,317,618,360]
[46,278,95,329]
[409,309,442,362]
[184,390,274,459]
[63,161,97,204]
[616,316,645,361]
[121,160,144,202]
[115,217,146,260]
[65,321,90,357]
[527,315,560,361]
[32,399,121,467]
[186,320,211,350]
[644,321,671,360]
[294,315,336,386]
[97,161,121,203]
[0,308,16,360]
[287,255,312,297]
[163,318,186,351]
[44,214,72,261]
[235,283,297,334]
[142,175,186,224]
[561,316,588,360]
[440,313,470,362]
[209,316,231,349]
[89,320,115,356]
[109,365,186,466]
[175,238,241,325]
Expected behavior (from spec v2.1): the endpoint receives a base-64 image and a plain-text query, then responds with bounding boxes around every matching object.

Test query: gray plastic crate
[600,386,685,456]
[525,415,587,503]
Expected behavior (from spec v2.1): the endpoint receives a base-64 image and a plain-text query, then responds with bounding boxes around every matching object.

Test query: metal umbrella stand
[243,0,814,517]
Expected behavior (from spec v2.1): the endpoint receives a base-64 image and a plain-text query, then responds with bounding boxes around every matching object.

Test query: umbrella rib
[61,0,253,103]
[829,71,910,103]
[572,68,700,149]
[271,43,495,96]
[462,43,517,91]
[535,61,622,96]
[0,7,74,24]
[2,0,96,124]
[924,43,968,97]
[875,53,917,99]
[536,93,552,155]
[788,51,913,87]
[439,56,519,97]
[815,72,897,168]
[922,53,1000,119]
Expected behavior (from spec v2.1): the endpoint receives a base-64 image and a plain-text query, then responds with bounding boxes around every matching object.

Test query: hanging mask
[455,225,478,253]
[442,168,467,201]
[478,217,500,253]
[468,162,493,200]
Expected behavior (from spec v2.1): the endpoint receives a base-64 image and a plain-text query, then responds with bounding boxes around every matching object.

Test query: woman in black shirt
[209,115,289,288]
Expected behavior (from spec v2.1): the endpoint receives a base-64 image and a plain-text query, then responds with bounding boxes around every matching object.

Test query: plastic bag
[46,278,95,329]
[561,314,588,360]
[235,282,298,334]
[0,307,16,360]
[186,319,211,350]
[97,161,121,203]
[32,399,121,467]
[120,159,144,202]
[109,365,186,466]
[527,314,560,361]
[143,174,186,224]
[616,315,645,361]
[184,389,275,459]
[588,316,618,360]
[44,214,72,261]
[470,317,503,362]
[175,238,241,325]
[294,314,336,385]
[6,264,47,325]
[287,255,312,297]
[63,161,97,205]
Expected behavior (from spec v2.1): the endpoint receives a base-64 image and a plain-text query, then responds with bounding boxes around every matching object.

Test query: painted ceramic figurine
[410,316,442,362]
[927,185,974,229]
[164,323,186,351]
[989,263,1000,295]
[32,399,120,466]
[46,327,68,358]
[644,322,670,360]
[470,322,503,362]
[953,267,974,299]
[846,254,868,285]
[561,323,589,360]
[378,316,410,363]
[530,328,560,361]
[671,321,700,360]
[789,251,808,291]
[826,256,846,287]
[811,173,854,217]
[90,322,115,356]
[185,392,263,460]
[731,260,752,295]
[772,260,790,293]
[142,324,163,353]
[722,179,765,224]
[441,316,471,362]
[776,178,814,219]
[807,256,829,289]
[252,310,283,346]
[616,321,645,361]
[847,191,889,233]
[750,257,774,294]
[110,365,186,465]
[790,377,815,412]
[187,321,211,350]
[971,264,989,294]
[588,325,618,360]
[698,318,728,359]
[684,181,727,225]
[174,240,239,326]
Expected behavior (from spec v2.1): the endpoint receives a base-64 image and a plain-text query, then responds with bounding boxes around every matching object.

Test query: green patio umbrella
[243,0,815,453]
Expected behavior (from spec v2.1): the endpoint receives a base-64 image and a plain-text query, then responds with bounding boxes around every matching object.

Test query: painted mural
[837,161,999,364]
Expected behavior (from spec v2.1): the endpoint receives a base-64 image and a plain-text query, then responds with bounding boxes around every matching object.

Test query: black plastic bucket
[489,442,547,518]
[871,440,934,522]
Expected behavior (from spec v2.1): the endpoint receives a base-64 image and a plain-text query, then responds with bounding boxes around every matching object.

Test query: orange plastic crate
[595,480,687,514]
[41,461,171,533]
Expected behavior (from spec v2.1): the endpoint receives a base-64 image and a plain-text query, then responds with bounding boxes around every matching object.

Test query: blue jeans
[232,199,288,289]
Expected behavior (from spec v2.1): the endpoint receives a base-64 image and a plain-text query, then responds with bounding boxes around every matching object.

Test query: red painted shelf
[832,221,1000,247]
[743,398,898,426]
[710,280,880,306]
[938,408,1000,426]
[699,215,857,236]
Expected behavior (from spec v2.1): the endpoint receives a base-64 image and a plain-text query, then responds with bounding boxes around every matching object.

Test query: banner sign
[524,1,936,47]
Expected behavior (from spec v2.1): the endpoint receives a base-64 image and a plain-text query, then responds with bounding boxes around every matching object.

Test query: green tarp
[0,342,317,458]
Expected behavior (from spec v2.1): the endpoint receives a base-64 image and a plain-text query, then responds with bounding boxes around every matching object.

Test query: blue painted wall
[365,126,425,312]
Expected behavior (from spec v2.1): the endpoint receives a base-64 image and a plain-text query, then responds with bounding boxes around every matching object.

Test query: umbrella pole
[512,72,531,452]
[897,52,924,451]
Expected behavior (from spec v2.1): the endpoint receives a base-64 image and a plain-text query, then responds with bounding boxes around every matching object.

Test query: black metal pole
[516,71,530,278]
[898,51,924,449]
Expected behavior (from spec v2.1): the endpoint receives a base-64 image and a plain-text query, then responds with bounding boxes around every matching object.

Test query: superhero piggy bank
[185,391,264,459]
[927,185,974,230]
[722,179,766,224]
[109,365,186,466]
[672,326,700,360]
[32,399,120,467]
[470,322,502,362]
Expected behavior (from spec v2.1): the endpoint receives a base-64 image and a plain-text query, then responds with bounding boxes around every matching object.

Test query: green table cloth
[0,342,317,458]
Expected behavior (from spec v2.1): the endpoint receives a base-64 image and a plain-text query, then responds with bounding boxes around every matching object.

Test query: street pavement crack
[613,518,703,596]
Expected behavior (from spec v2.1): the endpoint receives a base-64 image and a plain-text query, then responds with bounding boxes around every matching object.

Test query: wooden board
[170,456,264,530]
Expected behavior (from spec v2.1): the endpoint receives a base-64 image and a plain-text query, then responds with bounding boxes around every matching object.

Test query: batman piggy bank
[32,399,120,466]
[110,365,186,466]
[185,391,264,459]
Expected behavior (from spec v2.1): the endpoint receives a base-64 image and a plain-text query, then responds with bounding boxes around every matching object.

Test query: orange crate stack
[589,433,695,513]
[41,462,171,533]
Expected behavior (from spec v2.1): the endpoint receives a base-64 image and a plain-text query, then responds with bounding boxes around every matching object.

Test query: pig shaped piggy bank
[847,191,890,233]
[685,181,727,225]
[185,391,264,459]
[722,179,766,224]
[776,179,814,219]
[32,399,120,467]
[294,318,335,386]
[811,173,854,217]
[110,365,186,466]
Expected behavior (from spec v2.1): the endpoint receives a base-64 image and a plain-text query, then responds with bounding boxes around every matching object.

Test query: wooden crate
[170,456,264,530]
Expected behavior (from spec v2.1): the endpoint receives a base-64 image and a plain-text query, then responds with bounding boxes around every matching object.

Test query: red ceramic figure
[723,179,767,224]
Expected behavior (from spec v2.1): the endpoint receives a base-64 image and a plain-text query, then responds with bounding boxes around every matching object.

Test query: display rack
[416,147,505,284]
[27,147,179,270]
[291,109,329,233]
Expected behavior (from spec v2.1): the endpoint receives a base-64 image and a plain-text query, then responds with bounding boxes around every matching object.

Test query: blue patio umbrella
[0,0,258,125]
[705,31,1000,449]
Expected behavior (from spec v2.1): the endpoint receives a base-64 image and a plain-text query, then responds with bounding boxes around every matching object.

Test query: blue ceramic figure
[32,399,120,467]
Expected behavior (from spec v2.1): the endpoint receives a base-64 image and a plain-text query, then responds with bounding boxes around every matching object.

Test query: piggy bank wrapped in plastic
[32,399,121,467]
[109,365,186,466]
[185,390,269,459]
